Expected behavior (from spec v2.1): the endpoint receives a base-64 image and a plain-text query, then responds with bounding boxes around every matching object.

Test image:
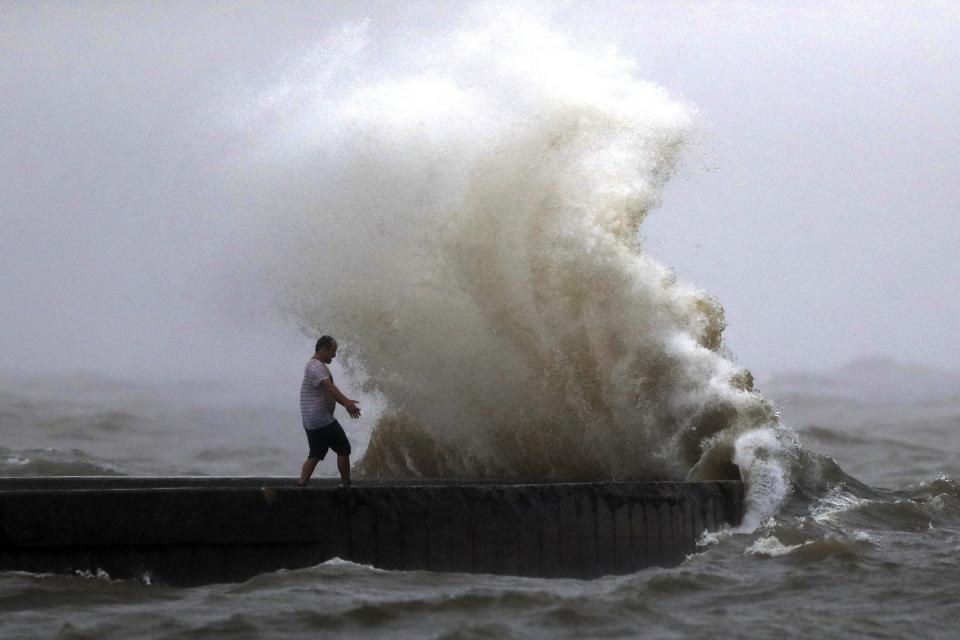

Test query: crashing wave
[234,10,794,525]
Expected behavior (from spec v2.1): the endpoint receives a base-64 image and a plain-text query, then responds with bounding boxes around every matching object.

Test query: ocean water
[2,362,960,639]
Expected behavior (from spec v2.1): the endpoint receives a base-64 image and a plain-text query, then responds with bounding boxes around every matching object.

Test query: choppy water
[2,364,960,639]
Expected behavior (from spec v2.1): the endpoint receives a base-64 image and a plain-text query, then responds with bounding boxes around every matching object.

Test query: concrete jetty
[0,477,743,586]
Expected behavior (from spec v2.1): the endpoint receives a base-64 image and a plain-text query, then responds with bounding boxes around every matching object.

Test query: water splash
[233,11,783,499]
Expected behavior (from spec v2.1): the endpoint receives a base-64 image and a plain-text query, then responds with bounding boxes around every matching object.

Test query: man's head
[314,335,338,363]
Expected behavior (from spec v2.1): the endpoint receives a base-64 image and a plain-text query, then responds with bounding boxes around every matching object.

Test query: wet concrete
[0,477,743,585]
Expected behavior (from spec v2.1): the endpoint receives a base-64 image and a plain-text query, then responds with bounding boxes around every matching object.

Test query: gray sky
[2,1,958,382]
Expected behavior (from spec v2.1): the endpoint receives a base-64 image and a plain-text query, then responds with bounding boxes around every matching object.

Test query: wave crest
[236,12,782,492]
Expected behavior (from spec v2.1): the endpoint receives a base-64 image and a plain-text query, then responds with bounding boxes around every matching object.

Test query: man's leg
[299,457,320,485]
[337,455,350,484]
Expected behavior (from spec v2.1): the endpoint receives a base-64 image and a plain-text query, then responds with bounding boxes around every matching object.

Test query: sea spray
[232,12,785,508]
[730,428,795,532]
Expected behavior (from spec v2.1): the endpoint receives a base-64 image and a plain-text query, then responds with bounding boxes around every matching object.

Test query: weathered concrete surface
[0,477,743,586]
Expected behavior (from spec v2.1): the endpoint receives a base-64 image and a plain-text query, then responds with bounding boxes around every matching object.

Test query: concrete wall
[0,478,743,585]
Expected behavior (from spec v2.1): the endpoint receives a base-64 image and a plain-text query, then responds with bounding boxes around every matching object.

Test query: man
[298,335,361,487]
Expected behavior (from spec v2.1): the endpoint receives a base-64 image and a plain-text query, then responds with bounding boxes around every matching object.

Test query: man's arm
[319,377,361,419]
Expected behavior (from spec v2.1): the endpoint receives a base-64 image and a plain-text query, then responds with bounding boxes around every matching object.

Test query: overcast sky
[2,1,958,383]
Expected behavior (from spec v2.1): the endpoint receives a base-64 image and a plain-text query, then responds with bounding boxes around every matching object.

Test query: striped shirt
[300,359,337,430]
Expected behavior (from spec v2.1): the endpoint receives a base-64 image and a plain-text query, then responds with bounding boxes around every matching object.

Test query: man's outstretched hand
[345,400,361,419]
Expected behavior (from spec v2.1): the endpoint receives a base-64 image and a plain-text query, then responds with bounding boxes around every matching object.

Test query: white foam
[732,429,793,533]
[851,530,879,544]
[696,528,728,548]
[811,487,864,523]
[745,536,803,557]
[73,568,113,581]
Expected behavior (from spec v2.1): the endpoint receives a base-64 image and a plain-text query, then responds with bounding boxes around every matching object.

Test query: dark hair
[315,335,335,351]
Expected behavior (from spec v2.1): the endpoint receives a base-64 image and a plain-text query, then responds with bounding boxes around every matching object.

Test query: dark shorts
[305,420,351,459]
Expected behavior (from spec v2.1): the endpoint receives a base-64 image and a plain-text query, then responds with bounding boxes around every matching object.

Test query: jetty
[0,477,743,585]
